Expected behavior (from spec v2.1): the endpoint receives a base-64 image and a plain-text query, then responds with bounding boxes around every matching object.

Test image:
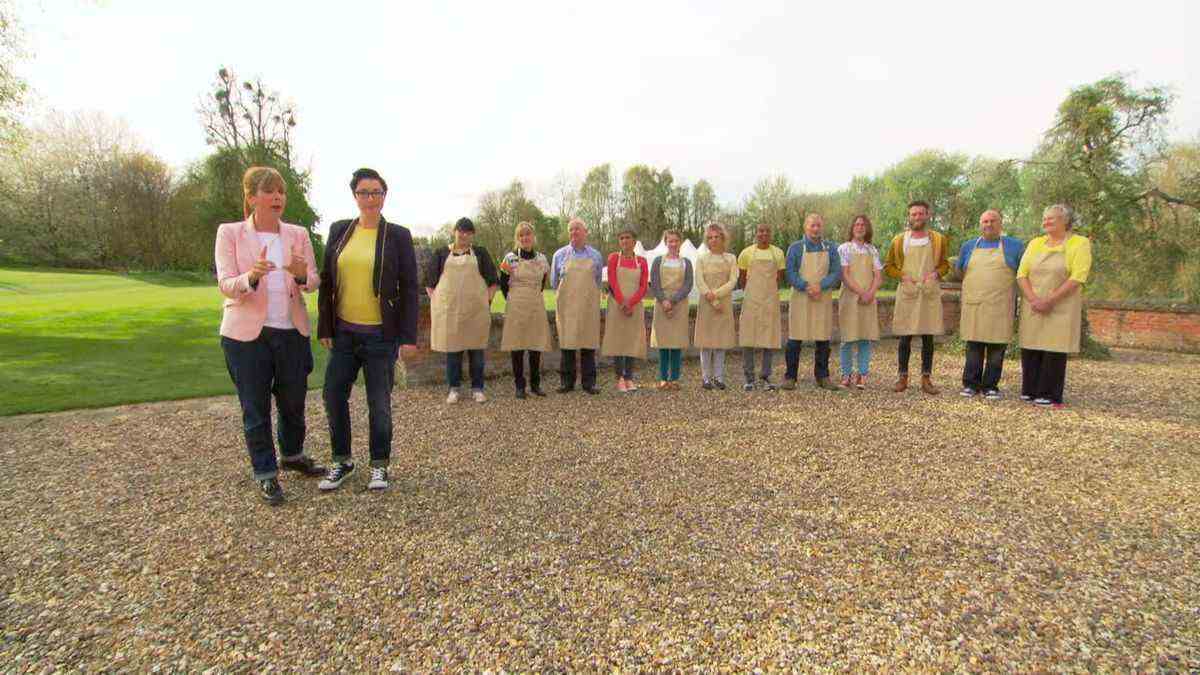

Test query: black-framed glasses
[354,190,386,199]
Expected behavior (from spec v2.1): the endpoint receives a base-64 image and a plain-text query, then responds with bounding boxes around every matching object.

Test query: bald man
[955,210,1025,399]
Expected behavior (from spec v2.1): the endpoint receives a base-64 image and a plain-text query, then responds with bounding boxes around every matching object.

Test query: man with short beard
[883,200,950,394]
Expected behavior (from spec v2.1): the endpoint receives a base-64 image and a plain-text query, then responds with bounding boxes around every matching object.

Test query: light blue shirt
[550,244,603,289]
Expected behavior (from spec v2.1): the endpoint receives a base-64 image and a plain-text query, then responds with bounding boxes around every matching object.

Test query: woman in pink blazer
[215,166,324,505]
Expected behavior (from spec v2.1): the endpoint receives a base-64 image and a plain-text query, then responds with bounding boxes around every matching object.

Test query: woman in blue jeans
[316,168,420,492]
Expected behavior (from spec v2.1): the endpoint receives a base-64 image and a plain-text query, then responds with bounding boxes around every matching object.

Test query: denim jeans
[446,349,485,391]
[741,348,774,383]
[657,349,682,381]
[963,341,1007,391]
[323,329,400,468]
[839,340,873,377]
[784,339,831,380]
[613,355,637,380]
[221,327,313,480]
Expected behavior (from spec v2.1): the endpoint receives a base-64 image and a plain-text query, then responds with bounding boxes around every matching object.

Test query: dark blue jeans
[221,327,313,480]
[446,349,485,391]
[323,330,400,467]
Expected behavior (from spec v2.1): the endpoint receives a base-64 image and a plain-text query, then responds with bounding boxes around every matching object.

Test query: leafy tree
[0,0,26,144]
[191,67,322,261]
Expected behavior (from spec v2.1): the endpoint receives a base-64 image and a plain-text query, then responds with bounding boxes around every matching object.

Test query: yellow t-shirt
[1016,234,1092,284]
[336,226,382,325]
[737,245,786,271]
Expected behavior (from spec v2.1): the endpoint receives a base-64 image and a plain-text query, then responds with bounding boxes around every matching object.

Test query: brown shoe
[921,375,940,395]
[893,374,909,392]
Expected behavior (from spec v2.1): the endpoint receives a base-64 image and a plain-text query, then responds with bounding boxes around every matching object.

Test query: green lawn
[0,267,330,416]
[1,267,897,415]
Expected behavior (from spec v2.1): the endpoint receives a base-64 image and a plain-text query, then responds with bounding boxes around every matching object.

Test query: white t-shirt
[256,233,293,330]
[837,241,883,271]
[903,231,931,248]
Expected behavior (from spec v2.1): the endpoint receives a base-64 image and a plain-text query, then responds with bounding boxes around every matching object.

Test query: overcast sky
[14,0,1198,236]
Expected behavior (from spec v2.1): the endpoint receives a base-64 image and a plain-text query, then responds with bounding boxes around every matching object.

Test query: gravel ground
[1,345,1198,671]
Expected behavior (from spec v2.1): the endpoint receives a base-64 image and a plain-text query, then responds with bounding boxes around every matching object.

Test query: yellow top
[1017,234,1092,284]
[336,226,382,324]
[737,244,786,271]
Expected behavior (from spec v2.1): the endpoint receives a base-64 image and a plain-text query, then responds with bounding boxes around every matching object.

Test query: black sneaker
[959,387,978,398]
[714,381,727,391]
[983,389,1002,400]
[258,478,284,506]
[743,382,756,392]
[515,389,527,399]
[319,463,354,491]
[702,380,713,390]
[1020,394,1033,402]
[530,386,547,397]
[280,454,326,477]
[556,384,574,394]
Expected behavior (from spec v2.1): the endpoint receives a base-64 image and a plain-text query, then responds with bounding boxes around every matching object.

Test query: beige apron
[555,255,601,350]
[960,240,1015,344]
[430,248,490,352]
[1019,247,1082,353]
[500,254,552,352]
[651,260,690,349]
[694,255,737,349]
[738,256,782,348]
[601,260,647,358]
[892,235,944,336]
[788,244,833,341]
[838,248,880,341]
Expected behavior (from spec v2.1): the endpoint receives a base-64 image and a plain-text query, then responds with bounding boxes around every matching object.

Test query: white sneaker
[367,467,389,490]
[446,389,459,404]
[472,390,487,403]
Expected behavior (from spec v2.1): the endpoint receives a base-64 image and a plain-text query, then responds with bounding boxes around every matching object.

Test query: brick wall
[401,290,1200,385]
[1086,301,1200,353]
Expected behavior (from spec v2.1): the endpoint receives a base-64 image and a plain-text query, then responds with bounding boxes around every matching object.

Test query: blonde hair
[704,223,728,242]
[663,229,683,242]
[242,166,286,218]
[513,221,535,251]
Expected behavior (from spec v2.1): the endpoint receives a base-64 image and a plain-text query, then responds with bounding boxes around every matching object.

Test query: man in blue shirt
[782,214,842,390]
[550,218,605,394]
[955,209,1025,399]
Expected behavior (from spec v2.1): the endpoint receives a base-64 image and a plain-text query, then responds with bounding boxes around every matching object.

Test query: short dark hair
[907,200,930,212]
[616,226,638,239]
[350,167,387,193]
[454,217,476,233]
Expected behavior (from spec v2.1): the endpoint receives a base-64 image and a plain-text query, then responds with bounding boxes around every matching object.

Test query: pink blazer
[215,218,320,341]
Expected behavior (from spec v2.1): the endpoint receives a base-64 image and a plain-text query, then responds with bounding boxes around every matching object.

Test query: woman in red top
[600,228,649,391]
